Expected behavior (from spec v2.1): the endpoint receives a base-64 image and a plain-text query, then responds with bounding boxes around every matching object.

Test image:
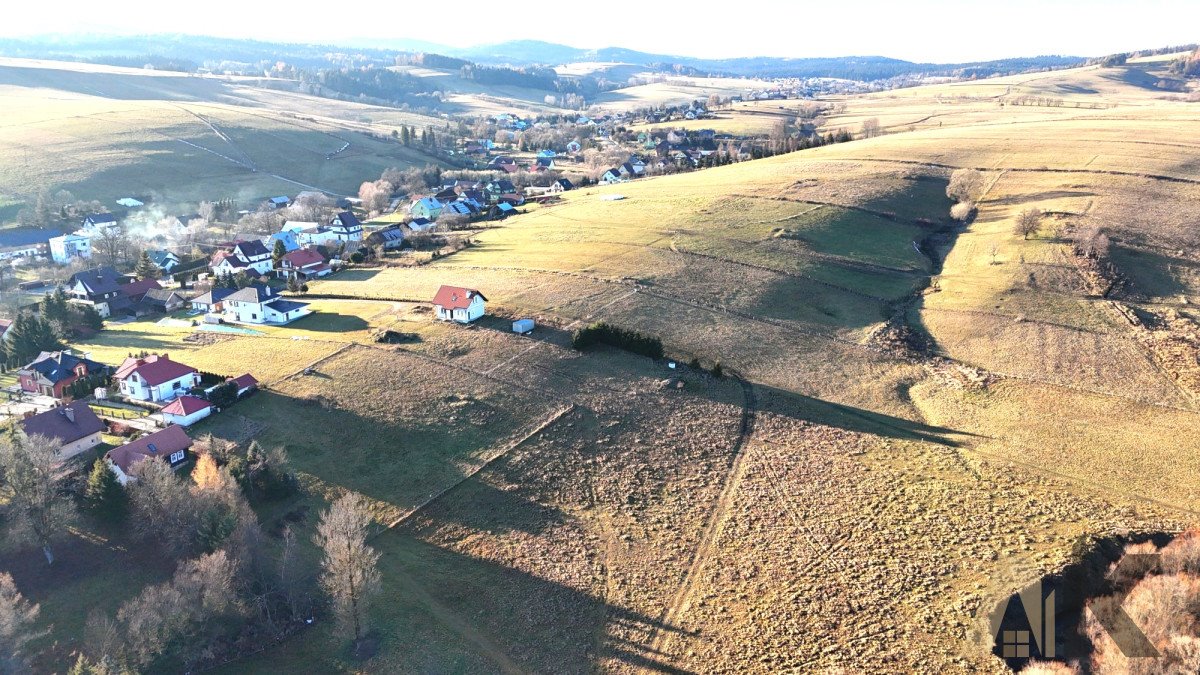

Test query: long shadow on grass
[378,533,692,674]
[753,381,978,447]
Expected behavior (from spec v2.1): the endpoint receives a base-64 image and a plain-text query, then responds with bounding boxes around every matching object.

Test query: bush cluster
[571,322,663,360]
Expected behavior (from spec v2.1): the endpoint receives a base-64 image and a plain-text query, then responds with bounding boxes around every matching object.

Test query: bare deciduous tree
[117,551,241,669]
[859,118,882,138]
[0,572,43,671]
[314,493,381,643]
[949,201,976,222]
[358,180,391,216]
[947,168,986,203]
[92,225,132,269]
[1014,208,1042,240]
[0,433,78,565]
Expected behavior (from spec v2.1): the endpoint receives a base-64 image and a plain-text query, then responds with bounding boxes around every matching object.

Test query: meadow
[5,56,1200,673]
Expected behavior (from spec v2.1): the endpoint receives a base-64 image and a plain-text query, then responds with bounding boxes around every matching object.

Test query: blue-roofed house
[268,230,301,253]
[365,226,406,251]
[0,228,59,260]
[267,196,291,209]
[146,249,181,272]
[410,197,444,220]
[537,149,557,158]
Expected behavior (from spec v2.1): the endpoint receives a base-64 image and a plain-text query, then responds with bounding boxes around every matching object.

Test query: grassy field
[0,58,450,215]
[6,55,1200,674]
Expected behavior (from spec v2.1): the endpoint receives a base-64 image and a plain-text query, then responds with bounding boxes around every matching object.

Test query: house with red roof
[276,247,331,281]
[432,285,487,323]
[120,278,162,303]
[106,425,193,484]
[226,373,259,397]
[115,353,200,402]
[160,395,213,426]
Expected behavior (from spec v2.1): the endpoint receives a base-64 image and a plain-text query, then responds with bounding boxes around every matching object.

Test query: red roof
[106,425,192,474]
[227,373,258,391]
[281,248,325,269]
[115,354,198,387]
[432,285,487,310]
[161,395,212,416]
[120,278,162,299]
[0,319,12,336]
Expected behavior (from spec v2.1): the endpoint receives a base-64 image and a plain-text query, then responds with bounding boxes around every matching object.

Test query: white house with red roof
[276,247,332,281]
[114,354,201,402]
[432,285,487,323]
[226,373,259,396]
[160,395,213,426]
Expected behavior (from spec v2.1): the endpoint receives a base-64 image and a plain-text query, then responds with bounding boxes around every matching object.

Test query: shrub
[711,361,724,378]
[571,322,663,359]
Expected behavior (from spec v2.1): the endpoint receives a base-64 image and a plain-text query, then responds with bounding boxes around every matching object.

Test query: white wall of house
[58,431,103,460]
[49,235,91,264]
[119,371,199,402]
[435,296,486,323]
[163,406,212,427]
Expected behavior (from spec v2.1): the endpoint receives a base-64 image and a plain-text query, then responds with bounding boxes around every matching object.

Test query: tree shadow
[375,533,694,674]
[291,312,370,332]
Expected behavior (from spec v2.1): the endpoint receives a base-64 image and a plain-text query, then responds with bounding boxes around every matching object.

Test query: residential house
[81,213,118,232]
[190,287,235,313]
[121,279,162,305]
[442,201,476,218]
[160,396,214,427]
[600,169,623,184]
[566,140,582,153]
[408,218,436,233]
[267,196,291,209]
[140,287,187,314]
[491,202,516,218]
[146,249,181,272]
[21,401,105,459]
[410,197,444,220]
[534,157,555,171]
[327,211,363,242]
[277,248,332,280]
[49,233,92,263]
[365,226,406,251]
[536,149,557,158]
[0,228,57,261]
[267,230,300,253]
[115,354,201,403]
[224,284,310,325]
[66,266,130,317]
[226,373,259,396]
[19,351,110,399]
[211,240,274,277]
[105,425,193,484]
[487,156,516,170]
[551,178,574,193]
[667,130,689,145]
[432,285,487,323]
[484,180,516,202]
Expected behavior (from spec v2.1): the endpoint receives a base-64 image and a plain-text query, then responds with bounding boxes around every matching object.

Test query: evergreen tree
[134,251,159,280]
[84,458,126,521]
[272,239,287,267]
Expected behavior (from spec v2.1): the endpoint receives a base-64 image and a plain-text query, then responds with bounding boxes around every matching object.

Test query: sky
[2,0,1198,63]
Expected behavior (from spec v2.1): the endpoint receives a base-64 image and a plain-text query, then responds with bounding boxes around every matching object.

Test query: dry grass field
[9,55,1200,673]
[0,58,450,212]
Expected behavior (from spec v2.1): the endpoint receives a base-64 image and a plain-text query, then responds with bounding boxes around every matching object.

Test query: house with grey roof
[223,284,310,325]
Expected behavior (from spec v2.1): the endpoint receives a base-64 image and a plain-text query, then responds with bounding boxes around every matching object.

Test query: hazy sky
[3,0,1197,63]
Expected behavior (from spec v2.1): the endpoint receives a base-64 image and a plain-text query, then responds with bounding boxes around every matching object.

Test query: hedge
[571,322,663,360]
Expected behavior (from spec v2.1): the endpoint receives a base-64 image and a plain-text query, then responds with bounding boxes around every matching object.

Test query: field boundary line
[376,404,575,533]
[263,342,354,387]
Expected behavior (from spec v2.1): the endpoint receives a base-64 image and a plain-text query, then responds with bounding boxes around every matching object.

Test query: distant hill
[453,40,1085,80]
[0,34,1086,83]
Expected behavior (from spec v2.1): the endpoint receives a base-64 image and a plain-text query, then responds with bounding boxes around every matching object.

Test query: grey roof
[234,240,270,258]
[69,267,125,296]
[331,211,362,229]
[20,351,109,385]
[191,287,236,306]
[266,299,309,313]
[225,284,277,304]
[22,400,105,445]
[147,249,179,267]
[142,288,184,306]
